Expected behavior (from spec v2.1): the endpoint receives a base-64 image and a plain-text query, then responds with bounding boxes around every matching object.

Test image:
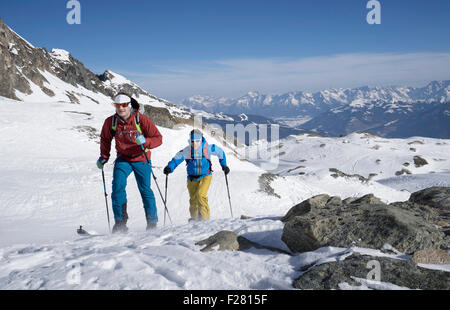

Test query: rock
[413,155,428,167]
[142,104,176,129]
[409,187,450,240]
[409,187,450,211]
[195,231,246,252]
[395,168,412,176]
[329,168,369,182]
[294,253,450,290]
[281,192,447,254]
[258,173,281,199]
[412,248,450,265]
[240,215,253,220]
[326,196,342,206]
[342,197,358,204]
[350,193,385,205]
[281,194,330,222]
[195,230,290,254]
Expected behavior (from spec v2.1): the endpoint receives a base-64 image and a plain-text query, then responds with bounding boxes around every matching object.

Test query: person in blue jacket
[163,129,230,221]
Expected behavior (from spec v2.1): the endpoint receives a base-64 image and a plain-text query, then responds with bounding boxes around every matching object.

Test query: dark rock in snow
[413,156,429,168]
[294,253,450,290]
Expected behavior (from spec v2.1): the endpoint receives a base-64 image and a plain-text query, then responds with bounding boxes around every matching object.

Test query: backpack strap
[135,113,143,135]
[185,142,212,172]
[202,141,210,160]
[204,142,212,172]
[111,113,143,137]
[111,114,118,137]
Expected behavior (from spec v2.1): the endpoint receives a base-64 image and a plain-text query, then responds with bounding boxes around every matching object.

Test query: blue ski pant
[111,157,158,223]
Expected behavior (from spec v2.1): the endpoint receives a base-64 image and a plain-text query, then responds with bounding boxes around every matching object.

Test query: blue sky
[1,0,450,102]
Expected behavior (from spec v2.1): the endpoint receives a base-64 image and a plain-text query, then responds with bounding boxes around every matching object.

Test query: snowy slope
[0,96,449,289]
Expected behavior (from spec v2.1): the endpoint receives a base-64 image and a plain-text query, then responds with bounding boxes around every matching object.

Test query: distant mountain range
[182,81,450,119]
[182,81,450,139]
[300,100,450,138]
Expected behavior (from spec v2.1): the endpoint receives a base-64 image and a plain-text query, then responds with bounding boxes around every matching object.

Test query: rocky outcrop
[142,104,176,129]
[409,186,450,211]
[0,18,110,101]
[294,253,450,290]
[258,173,281,198]
[281,188,449,254]
[0,18,173,110]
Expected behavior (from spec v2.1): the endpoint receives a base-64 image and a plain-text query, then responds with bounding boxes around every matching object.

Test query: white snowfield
[0,96,449,290]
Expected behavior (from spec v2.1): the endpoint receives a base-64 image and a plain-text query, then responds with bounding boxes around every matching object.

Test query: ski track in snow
[0,98,449,289]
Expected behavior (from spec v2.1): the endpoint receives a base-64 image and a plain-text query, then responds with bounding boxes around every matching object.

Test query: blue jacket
[167,137,227,181]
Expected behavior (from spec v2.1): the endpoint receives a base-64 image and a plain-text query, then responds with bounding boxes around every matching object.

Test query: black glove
[222,166,230,175]
[163,166,172,175]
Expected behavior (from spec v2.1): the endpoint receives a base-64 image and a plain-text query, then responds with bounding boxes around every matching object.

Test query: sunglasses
[189,139,201,143]
[113,102,130,108]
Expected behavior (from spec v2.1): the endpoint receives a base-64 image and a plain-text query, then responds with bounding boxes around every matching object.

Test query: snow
[104,70,134,86]
[50,49,71,63]
[8,43,19,55]
[0,96,449,289]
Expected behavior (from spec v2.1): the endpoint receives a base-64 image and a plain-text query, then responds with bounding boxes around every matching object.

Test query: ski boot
[112,203,129,234]
[146,221,157,230]
[112,220,128,233]
[145,211,157,230]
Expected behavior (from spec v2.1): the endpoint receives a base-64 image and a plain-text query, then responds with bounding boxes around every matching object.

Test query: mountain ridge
[182,81,450,118]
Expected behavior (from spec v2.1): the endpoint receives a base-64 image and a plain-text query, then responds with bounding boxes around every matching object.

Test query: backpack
[185,141,213,173]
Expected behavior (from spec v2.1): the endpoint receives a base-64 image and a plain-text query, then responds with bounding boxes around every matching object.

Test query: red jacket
[100,110,162,162]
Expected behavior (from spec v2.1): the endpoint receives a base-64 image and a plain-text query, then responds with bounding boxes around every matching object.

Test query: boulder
[142,105,176,129]
[195,230,290,254]
[412,248,450,265]
[281,192,448,254]
[409,187,450,211]
[413,155,428,167]
[281,194,331,222]
[294,253,450,290]
[195,231,245,252]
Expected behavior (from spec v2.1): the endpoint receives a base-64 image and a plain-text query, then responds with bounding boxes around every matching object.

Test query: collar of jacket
[116,108,138,124]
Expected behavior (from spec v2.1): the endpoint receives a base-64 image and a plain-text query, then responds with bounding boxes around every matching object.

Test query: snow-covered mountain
[182,82,450,139]
[182,82,450,119]
[0,18,181,112]
[299,100,450,139]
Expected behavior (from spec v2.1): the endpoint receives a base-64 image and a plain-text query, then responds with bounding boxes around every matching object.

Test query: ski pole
[101,168,112,233]
[224,173,234,218]
[139,143,173,225]
[164,174,168,226]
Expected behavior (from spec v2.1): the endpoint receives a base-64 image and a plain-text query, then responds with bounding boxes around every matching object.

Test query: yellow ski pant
[187,175,212,220]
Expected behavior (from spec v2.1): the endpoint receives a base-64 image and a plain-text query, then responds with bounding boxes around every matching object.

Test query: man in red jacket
[97,92,163,233]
